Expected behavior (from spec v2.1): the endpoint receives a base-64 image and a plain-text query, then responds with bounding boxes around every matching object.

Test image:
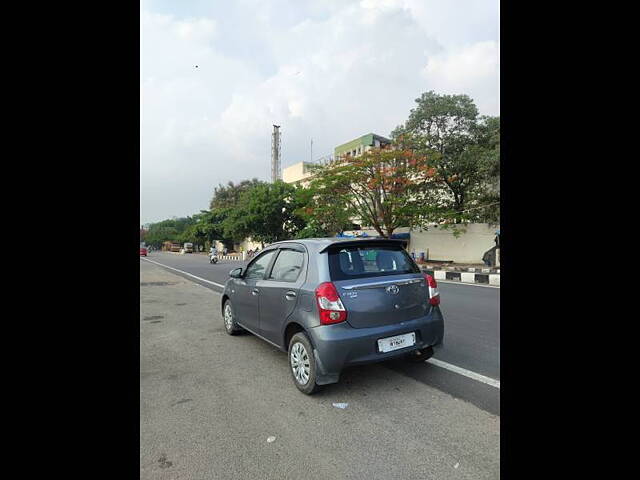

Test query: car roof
[267,237,406,253]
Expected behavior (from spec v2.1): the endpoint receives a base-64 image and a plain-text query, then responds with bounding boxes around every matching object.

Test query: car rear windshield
[327,244,420,280]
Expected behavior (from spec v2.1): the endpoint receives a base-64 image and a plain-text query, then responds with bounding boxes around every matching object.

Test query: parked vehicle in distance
[221,238,444,394]
[183,242,194,253]
[140,246,148,256]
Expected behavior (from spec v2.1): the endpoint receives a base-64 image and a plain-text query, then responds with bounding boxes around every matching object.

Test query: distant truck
[162,241,186,252]
[183,242,194,253]
[162,242,181,252]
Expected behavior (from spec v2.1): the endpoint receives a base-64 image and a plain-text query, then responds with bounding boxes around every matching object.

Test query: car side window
[268,249,304,282]
[244,250,278,280]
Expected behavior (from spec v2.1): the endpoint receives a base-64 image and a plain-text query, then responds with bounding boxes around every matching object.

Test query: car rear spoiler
[319,238,407,253]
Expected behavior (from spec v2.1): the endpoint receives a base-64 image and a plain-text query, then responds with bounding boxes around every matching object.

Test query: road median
[421,266,500,286]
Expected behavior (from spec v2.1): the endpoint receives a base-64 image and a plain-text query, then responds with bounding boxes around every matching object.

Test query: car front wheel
[288,332,320,395]
[222,300,242,335]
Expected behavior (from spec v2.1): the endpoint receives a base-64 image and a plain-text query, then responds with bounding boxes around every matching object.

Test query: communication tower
[271,125,281,182]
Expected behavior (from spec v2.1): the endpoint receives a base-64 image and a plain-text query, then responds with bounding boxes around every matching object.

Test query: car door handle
[251,288,259,296]
[285,291,297,300]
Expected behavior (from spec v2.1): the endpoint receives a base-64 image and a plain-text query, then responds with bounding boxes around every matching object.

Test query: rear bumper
[309,307,444,384]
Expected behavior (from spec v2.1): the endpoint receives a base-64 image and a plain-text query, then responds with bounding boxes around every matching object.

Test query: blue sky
[140,0,500,224]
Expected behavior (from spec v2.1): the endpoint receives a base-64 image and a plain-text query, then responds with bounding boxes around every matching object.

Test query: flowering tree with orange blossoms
[306,146,439,238]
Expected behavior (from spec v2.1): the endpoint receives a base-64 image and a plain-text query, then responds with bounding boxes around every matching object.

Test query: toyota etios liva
[221,238,444,394]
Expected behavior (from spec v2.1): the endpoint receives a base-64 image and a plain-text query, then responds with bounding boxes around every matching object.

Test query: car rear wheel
[223,300,242,335]
[404,345,434,363]
[288,332,320,395]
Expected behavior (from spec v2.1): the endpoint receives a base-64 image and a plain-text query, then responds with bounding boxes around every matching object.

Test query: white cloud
[422,40,500,115]
[140,0,499,224]
[173,17,216,40]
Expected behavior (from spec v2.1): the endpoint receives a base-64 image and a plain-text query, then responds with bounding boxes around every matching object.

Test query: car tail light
[424,274,440,306]
[315,282,347,325]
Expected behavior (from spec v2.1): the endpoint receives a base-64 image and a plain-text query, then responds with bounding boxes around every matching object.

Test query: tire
[288,332,320,395]
[222,300,242,335]
[404,345,434,363]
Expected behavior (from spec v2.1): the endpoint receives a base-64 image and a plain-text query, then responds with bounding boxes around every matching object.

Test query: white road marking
[426,358,500,389]
[141,257,500,389]
[141,258,226,289]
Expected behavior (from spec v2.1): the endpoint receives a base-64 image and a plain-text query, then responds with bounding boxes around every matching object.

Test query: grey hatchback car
[221,238,444,394]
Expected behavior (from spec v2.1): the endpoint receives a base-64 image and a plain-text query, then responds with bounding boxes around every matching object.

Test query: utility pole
[310,138,313,163]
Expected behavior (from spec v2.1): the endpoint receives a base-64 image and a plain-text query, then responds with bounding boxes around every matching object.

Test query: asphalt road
[141,251,500,415]
[140,260,499,479]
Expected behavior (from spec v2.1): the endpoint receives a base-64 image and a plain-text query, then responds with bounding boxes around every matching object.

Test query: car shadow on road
[230,330,499,415]
[308,354,499,416]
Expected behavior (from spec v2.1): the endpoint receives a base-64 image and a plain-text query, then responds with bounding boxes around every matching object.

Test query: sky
[140,0,500,225]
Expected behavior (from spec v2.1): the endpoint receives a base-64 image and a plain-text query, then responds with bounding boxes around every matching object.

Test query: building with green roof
[334,133,391,160]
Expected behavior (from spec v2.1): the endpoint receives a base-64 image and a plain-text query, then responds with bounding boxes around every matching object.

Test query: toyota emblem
[385,284,400,295]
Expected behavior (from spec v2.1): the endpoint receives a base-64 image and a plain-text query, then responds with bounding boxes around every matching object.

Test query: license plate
[377,332,416,353]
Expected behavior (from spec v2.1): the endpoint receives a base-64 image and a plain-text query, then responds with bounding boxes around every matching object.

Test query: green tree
[393,91,500,223]
[177,221,208,250]
[144,223,178,248]
[143,216,198,248]
[472,116,500,223]
[223,181,306,244]
[209,179,264,210]
[189,210,224,246]
[293,186,353,238]
[206,179,266,248]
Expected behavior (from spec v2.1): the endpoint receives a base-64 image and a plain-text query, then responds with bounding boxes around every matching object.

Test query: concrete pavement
[140,260,500,479]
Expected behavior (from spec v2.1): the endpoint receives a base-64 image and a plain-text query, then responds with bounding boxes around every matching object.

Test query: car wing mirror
[229,267,244,278]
